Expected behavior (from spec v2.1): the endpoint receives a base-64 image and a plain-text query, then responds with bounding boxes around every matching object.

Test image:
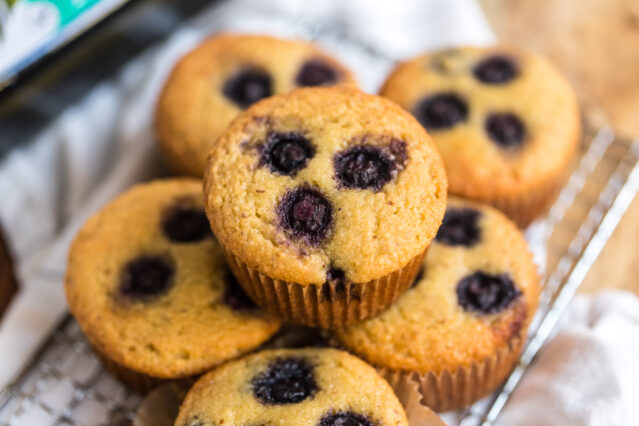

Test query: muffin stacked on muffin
[66,34,558,419]
[380,46,580,226]
[156,34,358,176]
[65,179,282,392]
[175,348,410,426]
[203,86,447,328]
[334,198,541,411]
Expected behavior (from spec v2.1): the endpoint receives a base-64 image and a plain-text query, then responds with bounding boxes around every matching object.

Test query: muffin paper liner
[386,372,448,425]
[222,247,426,329]
[484,175,564,228]
[134,382,190,426]
[130,324,519,424]
[93,346,181,394]
[376,333,524,412]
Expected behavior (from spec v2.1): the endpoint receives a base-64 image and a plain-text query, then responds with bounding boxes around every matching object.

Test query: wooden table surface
[1,1,638,317]
[480,0,639,296]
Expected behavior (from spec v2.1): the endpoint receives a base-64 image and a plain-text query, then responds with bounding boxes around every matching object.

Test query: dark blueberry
[435,207,481,247]
[456,271,521,314]
[326,267,345,284]
[414,93,468,130]
[485,113,526,148]
[334,145,394,191]
[388,139,408,165]
[223,270,257,311]
[162,207,212,243]
[319,411,374,426]
[223,67,272,108]
[261,132,315,176]
[473,55,519,84]
[296,59,339,86]
[252,357,317,405]
[119,256,174,300]
[411,266,425,289]
[278,187,332,245]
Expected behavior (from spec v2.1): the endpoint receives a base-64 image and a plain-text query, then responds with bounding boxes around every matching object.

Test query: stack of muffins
[65,34,580,425]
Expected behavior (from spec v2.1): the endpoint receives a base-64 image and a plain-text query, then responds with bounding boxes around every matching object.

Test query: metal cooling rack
[2,14,639,426]
[462,126,639,426]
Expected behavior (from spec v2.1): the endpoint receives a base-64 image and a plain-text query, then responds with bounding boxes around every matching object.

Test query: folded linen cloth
[0,1,637,425]
[496,290,639,426]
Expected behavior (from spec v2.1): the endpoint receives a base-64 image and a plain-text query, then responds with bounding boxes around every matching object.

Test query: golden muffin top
[175,348,409,426]
[204,87,447,285]
[335,198,540,373]
[65,179,281,379]
[380,45,580,200]
[156,33,358,176]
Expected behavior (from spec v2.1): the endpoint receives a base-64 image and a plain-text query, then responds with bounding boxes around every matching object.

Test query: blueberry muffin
[156,34,358,177]
[175,348,409,425]
[334,198,540,411]
[380,46,580,227]
[65,179,282,392]
[203,87,447,328]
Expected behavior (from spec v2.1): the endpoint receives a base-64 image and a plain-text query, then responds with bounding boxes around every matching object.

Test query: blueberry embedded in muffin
[64,179,281,392]
[456,271,521,314]
[413,93,469,130]
[161,202,213,243]
[203,87,447,328]
[156,34,358,177]
[435,206,481,247]
[335,198,540,411]
[277,186,333,246]
[174,348,410,425]
[251,356,318,404]
[296,59,341,87]
[223,66,274,109]
[333,141,407,191]
[380,46,580,227]
[319,411,375,426]
[484,112,527,148]
[118,256,175,301]
[261,131,316,176]
[472,54,519,84]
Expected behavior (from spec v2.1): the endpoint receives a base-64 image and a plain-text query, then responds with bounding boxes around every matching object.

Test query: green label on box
[25,0,101,26]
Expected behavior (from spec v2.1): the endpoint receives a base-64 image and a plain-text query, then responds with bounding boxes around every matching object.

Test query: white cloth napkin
[0,1,637,425]
[497,290,639,426]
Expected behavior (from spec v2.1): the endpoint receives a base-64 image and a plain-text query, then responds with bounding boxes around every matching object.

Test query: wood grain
[481,0,639,295]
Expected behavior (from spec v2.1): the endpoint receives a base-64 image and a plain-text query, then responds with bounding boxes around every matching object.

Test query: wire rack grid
[1,16,639,426]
